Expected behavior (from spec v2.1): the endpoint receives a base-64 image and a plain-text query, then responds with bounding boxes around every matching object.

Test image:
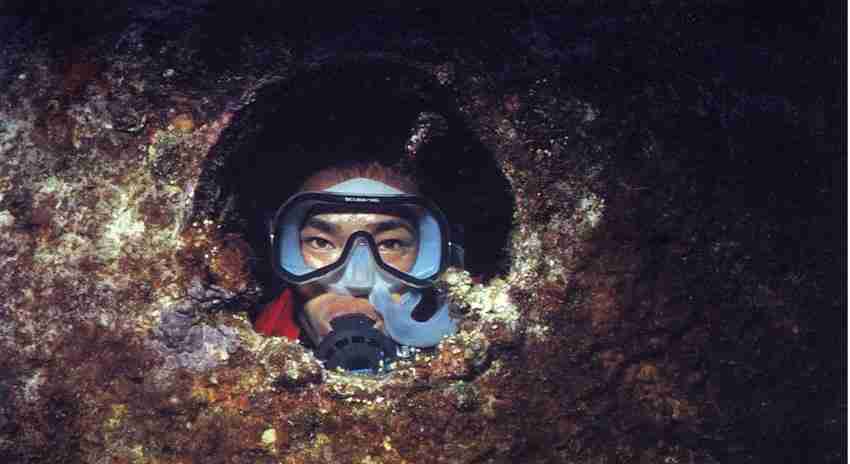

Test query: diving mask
[270,178,461,348]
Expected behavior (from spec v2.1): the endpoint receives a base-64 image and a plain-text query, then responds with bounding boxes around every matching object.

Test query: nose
[341,241,375,295]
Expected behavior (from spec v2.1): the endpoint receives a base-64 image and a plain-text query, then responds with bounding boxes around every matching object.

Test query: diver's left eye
[378,239,407,252]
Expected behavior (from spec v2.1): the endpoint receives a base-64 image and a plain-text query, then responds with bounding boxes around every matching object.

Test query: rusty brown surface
[0,3,843,463]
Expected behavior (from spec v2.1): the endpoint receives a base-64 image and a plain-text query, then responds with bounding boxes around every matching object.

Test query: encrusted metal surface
[0,4,842,463]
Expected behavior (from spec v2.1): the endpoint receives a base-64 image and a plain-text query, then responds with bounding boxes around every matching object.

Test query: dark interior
[196,60,515,297]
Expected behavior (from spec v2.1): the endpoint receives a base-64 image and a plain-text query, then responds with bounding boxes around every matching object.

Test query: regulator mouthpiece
[316,314,398,373]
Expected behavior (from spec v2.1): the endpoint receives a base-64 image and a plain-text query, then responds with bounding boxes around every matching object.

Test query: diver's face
[295,211,419,343]
[299,212,419,273]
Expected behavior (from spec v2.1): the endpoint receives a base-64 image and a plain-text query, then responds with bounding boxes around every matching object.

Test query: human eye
[303,236,335,251]
[378,238,413,253]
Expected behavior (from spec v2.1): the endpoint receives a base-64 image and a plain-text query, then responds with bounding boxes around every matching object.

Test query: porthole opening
[193,59,515,364]
[197,60,514,295]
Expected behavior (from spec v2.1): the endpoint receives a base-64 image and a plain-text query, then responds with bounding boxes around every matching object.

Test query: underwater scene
[0,2,844,463]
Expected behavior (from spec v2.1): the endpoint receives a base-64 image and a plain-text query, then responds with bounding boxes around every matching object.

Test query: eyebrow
[371,219,417,236]
[302,217,341,235]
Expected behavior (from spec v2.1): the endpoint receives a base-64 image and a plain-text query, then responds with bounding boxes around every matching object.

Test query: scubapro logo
[343,197,380,203]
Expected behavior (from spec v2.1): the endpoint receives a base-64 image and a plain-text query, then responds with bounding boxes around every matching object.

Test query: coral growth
[0,3,842,463]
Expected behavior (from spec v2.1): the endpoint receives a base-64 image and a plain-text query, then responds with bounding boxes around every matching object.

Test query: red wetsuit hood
[253,288,300,340]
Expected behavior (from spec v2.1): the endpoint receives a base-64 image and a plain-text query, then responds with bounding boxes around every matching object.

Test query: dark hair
[298,160,421,195]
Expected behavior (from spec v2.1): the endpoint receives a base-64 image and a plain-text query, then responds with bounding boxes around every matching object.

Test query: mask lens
[300,234,343,269]
[374,224,420,273]
[273,191,449,286]
[301,208,422,272]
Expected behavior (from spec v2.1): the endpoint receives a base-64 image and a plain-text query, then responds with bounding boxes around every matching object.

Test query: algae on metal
[0,4,842,463]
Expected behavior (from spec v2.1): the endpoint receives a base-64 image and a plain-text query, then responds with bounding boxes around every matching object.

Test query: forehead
[306,203,420,223]
[307,212,413,228]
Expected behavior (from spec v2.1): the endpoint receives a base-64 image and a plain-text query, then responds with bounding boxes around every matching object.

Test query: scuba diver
[253,162,463,373]
[238,63,510,372]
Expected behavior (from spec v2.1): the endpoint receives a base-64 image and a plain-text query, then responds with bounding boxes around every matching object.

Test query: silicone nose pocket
[342,242,376,294]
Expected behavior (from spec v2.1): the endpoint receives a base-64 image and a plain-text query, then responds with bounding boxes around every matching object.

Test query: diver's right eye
[303,237,335,251]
